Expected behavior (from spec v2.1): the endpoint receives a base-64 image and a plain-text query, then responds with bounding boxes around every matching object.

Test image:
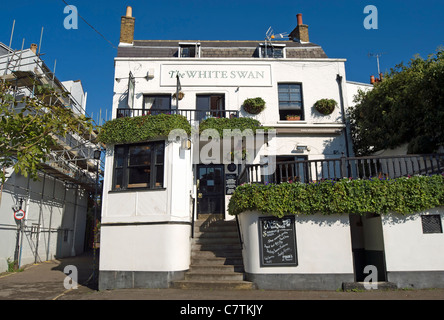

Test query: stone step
[191,257,244,266]
[171,218,253,291]
[192,237,240,245]
[193,231,239,238]
[189,264,244,273]
[185,272,244,281]
[172,280,255,290]
[191,250,242,259]
[191,243,241,252]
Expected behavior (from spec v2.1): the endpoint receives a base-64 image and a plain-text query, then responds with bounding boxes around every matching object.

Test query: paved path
[1,252,443,301]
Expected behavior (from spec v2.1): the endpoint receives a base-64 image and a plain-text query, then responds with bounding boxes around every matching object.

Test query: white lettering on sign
[160,64,272,87]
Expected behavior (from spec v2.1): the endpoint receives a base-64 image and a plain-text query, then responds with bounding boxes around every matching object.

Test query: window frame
[143,94,172,113]
[112,141,165,191]
[259,43,286,58]
[179,42,201,58]
[278,83,304,121]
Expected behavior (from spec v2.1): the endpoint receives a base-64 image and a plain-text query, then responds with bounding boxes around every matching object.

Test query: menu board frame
[258,215,298,267]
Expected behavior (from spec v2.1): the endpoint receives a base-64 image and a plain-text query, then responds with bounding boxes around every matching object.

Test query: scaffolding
[0,31,104,193]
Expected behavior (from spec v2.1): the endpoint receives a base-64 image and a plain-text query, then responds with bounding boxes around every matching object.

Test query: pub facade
[98,7,368,290]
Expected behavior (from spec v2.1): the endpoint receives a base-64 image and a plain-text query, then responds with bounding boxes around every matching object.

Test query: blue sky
[1,0,443,124]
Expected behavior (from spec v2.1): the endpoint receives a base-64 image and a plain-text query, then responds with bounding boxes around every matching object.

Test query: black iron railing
[116,108,239,123]
[239,153,444,185]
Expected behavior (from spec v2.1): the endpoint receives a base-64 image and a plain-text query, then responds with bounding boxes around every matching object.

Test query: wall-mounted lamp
[180,139,191,150]
[294,144,310,152]
[116,69,155,82]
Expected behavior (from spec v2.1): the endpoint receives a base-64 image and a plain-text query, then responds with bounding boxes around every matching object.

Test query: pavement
[1,251,444,301]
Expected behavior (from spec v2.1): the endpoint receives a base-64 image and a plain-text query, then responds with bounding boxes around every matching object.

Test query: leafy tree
[0,80,93,183]
[348,47,444,155]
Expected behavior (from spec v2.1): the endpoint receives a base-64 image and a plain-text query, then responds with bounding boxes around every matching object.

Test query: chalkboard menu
[225,173,238,195]
[258,216,298,267]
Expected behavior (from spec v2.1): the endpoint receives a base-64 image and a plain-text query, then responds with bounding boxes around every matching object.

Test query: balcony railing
[239,153,444,185]
[116,108,239,123]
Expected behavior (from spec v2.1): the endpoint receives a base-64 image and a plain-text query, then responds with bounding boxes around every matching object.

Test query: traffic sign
[14,209,25,221]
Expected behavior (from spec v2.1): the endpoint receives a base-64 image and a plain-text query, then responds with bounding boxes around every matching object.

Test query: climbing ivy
[97,114,191,144]
[228,175,444,217]
[199,117,270,137]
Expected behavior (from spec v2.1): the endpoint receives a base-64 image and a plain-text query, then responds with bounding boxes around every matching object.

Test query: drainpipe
[336,74,351,158]
[71,186,79,256]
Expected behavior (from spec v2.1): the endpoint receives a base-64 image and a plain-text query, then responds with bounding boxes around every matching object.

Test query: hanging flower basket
[173,91,185,100]
[314,98,337,115]
[243,97,266,115]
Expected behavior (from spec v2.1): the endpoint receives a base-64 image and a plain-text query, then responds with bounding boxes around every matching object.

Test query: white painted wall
[99,224,190,272]
[101,141,192,224]
[113,58,348,129]
[382,208,444,272]
[238,211,354,275]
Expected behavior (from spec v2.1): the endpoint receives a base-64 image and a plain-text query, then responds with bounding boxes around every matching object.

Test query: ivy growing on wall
[97,114,191,144]
[228,175,444,217]
[199,117,270,137]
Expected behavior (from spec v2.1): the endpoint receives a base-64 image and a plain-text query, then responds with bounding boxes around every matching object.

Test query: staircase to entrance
[172,216,255,290]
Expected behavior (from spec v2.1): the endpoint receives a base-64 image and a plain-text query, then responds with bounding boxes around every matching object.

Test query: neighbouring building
[0,41,102,272]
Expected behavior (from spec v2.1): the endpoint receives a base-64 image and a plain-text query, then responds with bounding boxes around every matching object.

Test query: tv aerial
[368,52,387,74]
[265,27,289,41]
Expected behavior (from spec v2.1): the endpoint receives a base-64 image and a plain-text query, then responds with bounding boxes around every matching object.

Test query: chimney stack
[30,43,38,54]
[120,6,135,45]
[289,13,310,43]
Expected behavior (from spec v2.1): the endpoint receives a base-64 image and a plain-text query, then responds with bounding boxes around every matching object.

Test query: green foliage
[228,175,444,217]
[314,98,337,115]
[348,47,444,155]
[242,97,266,114]
[97,113,191,144]
[199,117,270,137]
[0,81,93,183]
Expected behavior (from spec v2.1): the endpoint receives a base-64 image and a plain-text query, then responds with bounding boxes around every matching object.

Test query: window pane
[128,167,150,188]
[114,168,123,189]
[155,145,164,164]
[155,165,164,188]
[129,145,151,166]
[144,95,171,110]
[278,84,303,113]
[115,146,125,168]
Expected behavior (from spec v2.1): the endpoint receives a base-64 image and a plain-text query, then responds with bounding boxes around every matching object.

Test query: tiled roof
[117,40,328,59]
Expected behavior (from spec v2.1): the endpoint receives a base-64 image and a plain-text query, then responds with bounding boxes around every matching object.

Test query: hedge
[97,114,191,144]
[228,174,444,217]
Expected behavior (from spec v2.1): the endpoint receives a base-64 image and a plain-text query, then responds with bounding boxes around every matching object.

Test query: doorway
[349,213,388,282]
[196,164,225,218]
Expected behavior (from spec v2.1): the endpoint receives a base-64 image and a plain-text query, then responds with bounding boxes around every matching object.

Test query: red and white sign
[14,209,26,220]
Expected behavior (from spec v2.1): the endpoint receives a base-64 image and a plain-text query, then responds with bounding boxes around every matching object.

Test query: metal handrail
[116,108,239,123]
[239,153,444,185]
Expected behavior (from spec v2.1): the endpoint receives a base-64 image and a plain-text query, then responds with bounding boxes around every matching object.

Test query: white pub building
[99,7,444,290]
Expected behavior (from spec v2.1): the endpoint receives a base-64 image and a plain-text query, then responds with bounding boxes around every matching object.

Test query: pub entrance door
[196,164,225,218]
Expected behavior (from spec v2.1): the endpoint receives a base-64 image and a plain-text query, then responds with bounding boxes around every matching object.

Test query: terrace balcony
[116,108,239,124]
[240,153,444,184]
